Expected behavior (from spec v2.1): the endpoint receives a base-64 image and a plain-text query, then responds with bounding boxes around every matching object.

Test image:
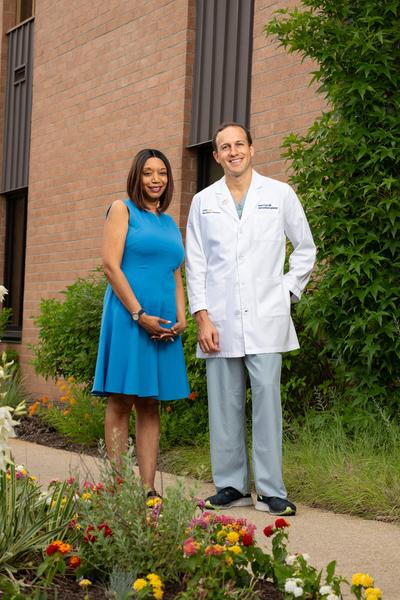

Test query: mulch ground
[16,415,100,457]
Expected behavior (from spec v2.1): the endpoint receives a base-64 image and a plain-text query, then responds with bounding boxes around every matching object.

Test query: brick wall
[19,0,196,398]
[251,0,326,181]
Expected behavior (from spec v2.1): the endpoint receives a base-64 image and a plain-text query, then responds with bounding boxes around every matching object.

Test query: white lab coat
[185,170,316,358]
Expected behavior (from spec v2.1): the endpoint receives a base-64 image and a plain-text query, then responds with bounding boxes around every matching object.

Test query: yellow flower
[226,531,239,544]
[352,573,374,588]
[30,475,37,481]
[216,529,226,539]
[81,492,92,502]
[227,545,241,554]
[147,497,162,508]
[365,588,383,600]
[79,579,92,587]
[133,578,147,591]
[153,589,163,600]
[226,556,233,566]
[147,573,162,586]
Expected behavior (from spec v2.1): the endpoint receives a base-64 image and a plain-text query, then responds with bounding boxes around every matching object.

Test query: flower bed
[0,453,384,600]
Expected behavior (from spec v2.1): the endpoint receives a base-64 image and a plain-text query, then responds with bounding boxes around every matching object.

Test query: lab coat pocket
[205,277,226,321]
[254,209,282,241]
[256,277,290,318]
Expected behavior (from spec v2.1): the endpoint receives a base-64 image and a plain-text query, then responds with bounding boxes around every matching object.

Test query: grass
[159,413,400,522]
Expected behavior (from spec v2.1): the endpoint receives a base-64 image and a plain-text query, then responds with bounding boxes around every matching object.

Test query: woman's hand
[170,320,186,336]
[138,314,174,340]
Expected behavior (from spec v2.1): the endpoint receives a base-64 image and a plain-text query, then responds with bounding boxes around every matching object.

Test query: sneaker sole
[254,501,296,516]
[205,497,254,510]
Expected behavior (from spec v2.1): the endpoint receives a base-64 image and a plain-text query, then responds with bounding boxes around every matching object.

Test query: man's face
[213,126,254,178]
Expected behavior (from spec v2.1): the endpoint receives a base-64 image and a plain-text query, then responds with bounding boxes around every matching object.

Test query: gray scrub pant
[205,353,287,499]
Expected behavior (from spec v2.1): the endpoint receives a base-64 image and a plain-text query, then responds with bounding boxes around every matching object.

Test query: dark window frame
[196,143,224,192]
[3,190,27,342]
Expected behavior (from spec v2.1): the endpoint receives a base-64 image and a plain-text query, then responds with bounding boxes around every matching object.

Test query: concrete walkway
[9,439,399,600]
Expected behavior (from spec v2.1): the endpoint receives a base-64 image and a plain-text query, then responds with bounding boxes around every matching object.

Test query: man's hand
[195,310,220,353]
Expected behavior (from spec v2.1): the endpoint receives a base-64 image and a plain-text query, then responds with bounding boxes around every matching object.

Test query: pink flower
[183,537,200,556]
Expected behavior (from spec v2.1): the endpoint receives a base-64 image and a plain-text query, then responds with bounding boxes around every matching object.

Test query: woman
[92,149,189,495]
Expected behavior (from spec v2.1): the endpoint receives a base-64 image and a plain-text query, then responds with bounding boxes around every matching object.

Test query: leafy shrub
[31,269,107,384]
[266,1,400,411]
[76,451,196,582]
[36,378,105,446]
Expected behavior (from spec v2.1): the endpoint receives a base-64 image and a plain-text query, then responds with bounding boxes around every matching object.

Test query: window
[189,0,254,147]
[16,0,35,25]
[3,192,27,340]
[197,144,223,191]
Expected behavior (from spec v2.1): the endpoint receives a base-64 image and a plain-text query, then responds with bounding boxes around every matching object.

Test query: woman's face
[141,157,168,203]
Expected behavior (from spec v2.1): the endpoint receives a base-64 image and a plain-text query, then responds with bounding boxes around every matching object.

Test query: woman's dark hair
[127,149,174,212]
[212,122,253,152]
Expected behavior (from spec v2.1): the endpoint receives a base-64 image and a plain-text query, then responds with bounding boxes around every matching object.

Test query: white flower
[320,585,334,595]
[286,554,297,565]
[284,578,304,597]
[327,595,339,600]
[0,285,8,303]
[0,403,25,472]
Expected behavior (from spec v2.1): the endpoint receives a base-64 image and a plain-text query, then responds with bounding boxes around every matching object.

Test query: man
[185,122,316,516]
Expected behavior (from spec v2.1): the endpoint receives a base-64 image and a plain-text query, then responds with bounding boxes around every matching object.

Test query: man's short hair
[212,122,253,151]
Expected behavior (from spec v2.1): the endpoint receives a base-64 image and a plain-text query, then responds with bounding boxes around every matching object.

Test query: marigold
[226,531,240,544]
[365,587,383,600]
[68,556,81,569]
[352,573,374,588]
[188,391,197,400]
[226,556,233,567]
[153,589,163,600]
[133,578,147,591]
[59,543,71,554]
[147,497,162,508]
[205,544,224,556]
[227,545,241,554]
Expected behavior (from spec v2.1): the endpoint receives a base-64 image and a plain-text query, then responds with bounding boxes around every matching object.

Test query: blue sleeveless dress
[92,200,190,401]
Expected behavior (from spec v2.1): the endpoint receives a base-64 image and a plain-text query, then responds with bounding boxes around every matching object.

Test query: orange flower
[28,402,40,417]
[41,395,49,404]
[188,391,197,400]
[63,409,70,416]
[59,543,72,554]
[68,556,81,569]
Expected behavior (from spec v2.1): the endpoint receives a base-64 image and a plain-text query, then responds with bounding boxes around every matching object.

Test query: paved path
[9,439,399,600]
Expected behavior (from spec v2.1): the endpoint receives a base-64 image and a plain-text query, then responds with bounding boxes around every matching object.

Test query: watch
[131,309,145,321]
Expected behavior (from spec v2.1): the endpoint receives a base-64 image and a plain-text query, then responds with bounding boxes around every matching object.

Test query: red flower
[275,518,290,529]
[83,525,97,543]
[46,543,59,556]
[188,392,197,400]
[263,525,274,538]
[68,556,81,569]
[242,533,254,546]
[98,523,112,537]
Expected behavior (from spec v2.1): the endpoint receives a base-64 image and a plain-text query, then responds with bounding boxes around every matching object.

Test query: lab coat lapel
[240,170,263,227]
[215,177,239,222]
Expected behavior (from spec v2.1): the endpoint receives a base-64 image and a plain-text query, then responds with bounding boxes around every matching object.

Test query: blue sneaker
[205,487,253,509]
[255,495,296,515]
